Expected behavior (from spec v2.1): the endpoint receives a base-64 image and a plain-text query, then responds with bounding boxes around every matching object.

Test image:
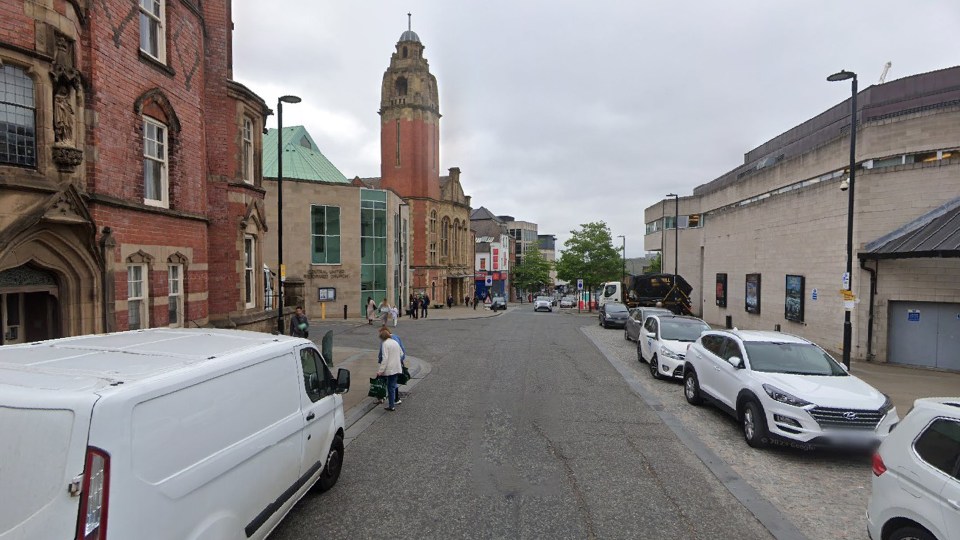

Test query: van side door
[297,347,338,478]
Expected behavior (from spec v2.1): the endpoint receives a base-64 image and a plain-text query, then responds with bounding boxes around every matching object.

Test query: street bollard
[725,315,733,329]
[774,324,781,332]
[343,304,347,320]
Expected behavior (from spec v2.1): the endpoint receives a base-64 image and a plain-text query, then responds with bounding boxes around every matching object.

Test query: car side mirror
[839,363,849,372]
[728,356,744,369]
[336,368,351,394]
[644,331,655,338]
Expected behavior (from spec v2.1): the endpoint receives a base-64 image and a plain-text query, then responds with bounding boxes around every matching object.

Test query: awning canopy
[860,197,960,260]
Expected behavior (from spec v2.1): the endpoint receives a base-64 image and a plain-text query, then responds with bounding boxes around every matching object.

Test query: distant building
[538,234,558,286]
[261,126,409,318]
[470,207,511,299]
[644,66,960,372]
[499,216,539,266]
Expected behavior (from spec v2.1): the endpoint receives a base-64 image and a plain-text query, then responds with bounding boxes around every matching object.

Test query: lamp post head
[827,70,856,82]
[666,193,678,198]
[279,95,302,104]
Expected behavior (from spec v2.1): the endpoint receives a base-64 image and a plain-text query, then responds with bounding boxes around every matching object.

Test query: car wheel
[889,526,936,540]
[648,355,662,379]
[683,371,703,405]
[741,401,768,448]
[315,434,344,492]
[624,328,630,341]
[636,341,644,363]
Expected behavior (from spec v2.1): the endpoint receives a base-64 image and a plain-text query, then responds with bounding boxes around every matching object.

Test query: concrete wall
[645,103,960,363]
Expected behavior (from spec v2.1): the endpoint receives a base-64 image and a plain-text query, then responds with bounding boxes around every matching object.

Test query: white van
[0,328,350,540]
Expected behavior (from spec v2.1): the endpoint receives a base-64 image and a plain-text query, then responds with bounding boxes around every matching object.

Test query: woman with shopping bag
[376,327,403,411]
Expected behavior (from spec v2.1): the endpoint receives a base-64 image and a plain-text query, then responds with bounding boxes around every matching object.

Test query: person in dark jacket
[289,306,309,338]
[421,294,430,318]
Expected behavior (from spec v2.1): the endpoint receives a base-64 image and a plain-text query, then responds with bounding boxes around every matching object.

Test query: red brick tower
[379,28,440,200]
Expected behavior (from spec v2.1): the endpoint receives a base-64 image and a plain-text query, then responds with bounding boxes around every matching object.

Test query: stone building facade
[644,66,960,371]
[374,27,472,307]
[0,0,271,345]
[261,126,410,320]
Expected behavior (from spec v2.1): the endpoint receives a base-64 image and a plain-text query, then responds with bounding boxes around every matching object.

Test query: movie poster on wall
[745,273,761,314]
[785,275,805,322]
[716,273,727,307]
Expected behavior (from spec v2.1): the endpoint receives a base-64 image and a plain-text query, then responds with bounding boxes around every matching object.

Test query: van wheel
[316,434,344,492]
[889,526,935,540]
[684,371,703,405]
[741,401,768,449]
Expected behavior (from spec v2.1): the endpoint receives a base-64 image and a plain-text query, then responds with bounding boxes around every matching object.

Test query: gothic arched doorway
[0,265,61,345]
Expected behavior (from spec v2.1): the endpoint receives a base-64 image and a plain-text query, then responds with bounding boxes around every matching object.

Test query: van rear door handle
[306,412,315,421]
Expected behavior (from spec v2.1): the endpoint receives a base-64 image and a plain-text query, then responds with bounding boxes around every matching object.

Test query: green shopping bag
[367,377,387,399]
[397,366,411,385]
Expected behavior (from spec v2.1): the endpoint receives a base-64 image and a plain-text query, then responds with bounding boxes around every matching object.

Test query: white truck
[0,328,350,540]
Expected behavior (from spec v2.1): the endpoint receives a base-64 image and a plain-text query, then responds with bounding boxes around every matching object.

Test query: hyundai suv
[867,398,960,540]
[683,330,899,449]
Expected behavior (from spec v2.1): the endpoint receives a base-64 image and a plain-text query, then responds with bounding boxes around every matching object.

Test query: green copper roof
[262,126,349,184]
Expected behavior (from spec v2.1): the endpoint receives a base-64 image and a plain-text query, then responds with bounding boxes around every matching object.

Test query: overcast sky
[232,1,959,258]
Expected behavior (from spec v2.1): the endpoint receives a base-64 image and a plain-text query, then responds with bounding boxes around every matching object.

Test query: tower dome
[399,30,420,43]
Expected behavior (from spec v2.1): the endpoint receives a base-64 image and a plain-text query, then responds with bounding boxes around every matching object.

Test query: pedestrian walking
[447,294,454,309]
[366,297,376,325]
[473,295,478,310]
[421,294,430,318]
[289,306,309,338]
[376,327,403,411]
[379,298,391,326]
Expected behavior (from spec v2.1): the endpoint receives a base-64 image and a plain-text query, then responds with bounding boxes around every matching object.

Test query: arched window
[440,217,450,257]
[402,46,408,58]
[430,210,437,234]
[395,77,408,96]
[452,219,460,260]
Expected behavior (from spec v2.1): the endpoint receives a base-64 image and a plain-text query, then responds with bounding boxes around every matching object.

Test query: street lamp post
[666,193,679,279]
[617,235,625,285]
[276,95,301,334]
[828,69,858,370]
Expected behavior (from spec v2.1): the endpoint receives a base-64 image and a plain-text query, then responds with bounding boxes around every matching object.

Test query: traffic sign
[811,288,818,300]
[484,275,493,286]
[577,279,584,291]
[841,272,850,290]
[840,290,855,301]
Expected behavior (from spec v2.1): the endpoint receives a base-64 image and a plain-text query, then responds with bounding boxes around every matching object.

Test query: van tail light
[76,447,110,540]
[871,452,887,476]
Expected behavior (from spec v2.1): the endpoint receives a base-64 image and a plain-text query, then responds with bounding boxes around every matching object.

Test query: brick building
[371,26,473,307]
[0,0,271,345]
[644,66,960,372]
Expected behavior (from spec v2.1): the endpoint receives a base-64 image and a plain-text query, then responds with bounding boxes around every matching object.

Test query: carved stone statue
[54,85,74,145]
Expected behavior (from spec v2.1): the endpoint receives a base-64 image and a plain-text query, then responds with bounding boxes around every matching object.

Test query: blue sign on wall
[907,310,920,322]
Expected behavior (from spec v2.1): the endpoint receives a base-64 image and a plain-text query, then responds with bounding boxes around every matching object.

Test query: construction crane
[878,61,892,84]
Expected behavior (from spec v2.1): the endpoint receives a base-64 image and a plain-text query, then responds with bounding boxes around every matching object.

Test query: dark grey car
[624,306,674,341]
[599,303,631,328]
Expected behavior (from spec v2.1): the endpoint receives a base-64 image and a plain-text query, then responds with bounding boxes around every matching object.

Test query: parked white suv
[867,398,960,540]
[683,329,899,449]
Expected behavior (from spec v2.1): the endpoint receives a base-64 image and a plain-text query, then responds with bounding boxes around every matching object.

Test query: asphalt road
[270,308,775,539]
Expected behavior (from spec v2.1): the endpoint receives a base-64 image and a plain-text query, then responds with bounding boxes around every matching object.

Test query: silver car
[534,296,553,312]
[624,307,673,341]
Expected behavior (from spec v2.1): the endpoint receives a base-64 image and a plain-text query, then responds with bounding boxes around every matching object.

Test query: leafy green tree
[649,252,662,273]
[513,246,552,293]
[555,222,621,292]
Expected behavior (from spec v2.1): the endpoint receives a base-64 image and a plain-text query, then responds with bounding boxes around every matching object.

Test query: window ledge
[139,50,176,78]
[227,179,267,195]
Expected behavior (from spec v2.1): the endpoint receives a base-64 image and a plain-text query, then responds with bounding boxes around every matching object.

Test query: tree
[649,252,662,273]
[555,222,621,292]
[512,246,552,293]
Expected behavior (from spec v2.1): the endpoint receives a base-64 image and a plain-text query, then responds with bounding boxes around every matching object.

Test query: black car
[490,296,507,311]
[599,302,630,328]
